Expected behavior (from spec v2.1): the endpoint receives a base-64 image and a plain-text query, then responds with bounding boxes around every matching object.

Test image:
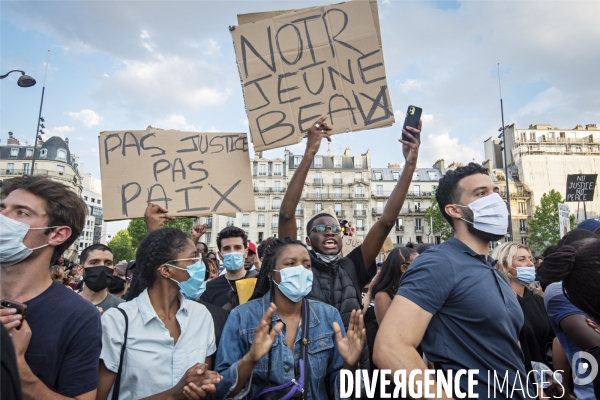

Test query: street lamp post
[31,50,51,175]
[497,64,513,241]
[0,70,36,87]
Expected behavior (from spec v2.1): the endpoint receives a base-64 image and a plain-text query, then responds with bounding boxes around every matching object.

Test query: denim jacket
[214,293,346,400]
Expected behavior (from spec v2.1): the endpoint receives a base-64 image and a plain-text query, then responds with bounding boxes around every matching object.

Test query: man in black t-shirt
[78,244,124,313]
[0,175,101,399]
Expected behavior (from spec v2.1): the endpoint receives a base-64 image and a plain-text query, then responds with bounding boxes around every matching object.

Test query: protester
[576,218,600,235]
[0,175,101,399]
[49,264,65,282]
[371,248,410,325]
[243,241,260,273]
[539,230,600,400]
[200,226,254,310]
[214,237,366,399]
[66,269,79,290]
[108,261,129,298]
[278,116,421,371]
[398,246,418,263]
[204,257,219,280]
[492,242,558,397]
[97,228,221,399]
[415,242,435,254]
[375,163,531,398]
[78,244,124,313]
[206,251,220,271]
[256,236,277,262]
[191,223,208,256]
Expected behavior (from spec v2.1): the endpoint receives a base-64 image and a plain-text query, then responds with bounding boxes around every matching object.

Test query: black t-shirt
[1,324,22,400]
[345,245,377,288]
[24,281,102,397]
[197,299,229,366]
[200,271,256,309]
[517,288,555,364]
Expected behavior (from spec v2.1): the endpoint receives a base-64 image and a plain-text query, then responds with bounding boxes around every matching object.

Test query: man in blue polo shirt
[374,163,532,399]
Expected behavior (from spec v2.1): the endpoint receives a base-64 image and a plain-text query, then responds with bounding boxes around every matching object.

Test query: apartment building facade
[79,173,108,251]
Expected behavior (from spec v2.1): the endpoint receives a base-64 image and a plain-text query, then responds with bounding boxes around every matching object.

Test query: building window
[415,202,422,211]
[274,164,282,175]
[10,148,19,158]
[334,203,342,217]
[427,171,436,180]
[272,197,281,210]
[258,232,264,242]
[259,164,266,175]
[84,196,88,201]
[355,186,363,197]
[315,203,322,213]
[315,172,322,184]
[356,219,363,231]
[377,201,383,213]
[376,185,383,196]
[334,172,342,184]
[334,157,342,168]
[374,171,382,180]
[396,236,402,244]
[354,157,362,168]
[296,219,302,231]
[355,172,362,181]
[295,204,302,216]
[258,214,265,227]
[392,171,400,180]
[415,218,422,231]
[272,215,279,229]
[413,185,420,196]
[412,172,419,181]
[315,187,322,200]
[274,181,281,192]
[91,198,95,203]
[242,214,250,227]
[56,165,65,175]
[258,197,265,210]
[294,156,302,166]
[57,149,67,162]
[314,156,323,168]
[521,237,527,245]
[26,148,33,158]
[6,163,14,174]
[205,232,212,244]
[334,187,342,199]
[97,200,101,205]
[518,202,526,214]
[40,149,48,158]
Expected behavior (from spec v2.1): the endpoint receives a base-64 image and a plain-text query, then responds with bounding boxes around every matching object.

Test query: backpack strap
[112,307,129,400]
[339,257,362,305]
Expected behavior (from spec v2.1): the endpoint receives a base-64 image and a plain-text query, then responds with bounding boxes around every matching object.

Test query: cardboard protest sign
[558,203,570,239]
[381,236,394,253]
[232,1,394,151]
[98,128,255,221]
[566,174,597,202]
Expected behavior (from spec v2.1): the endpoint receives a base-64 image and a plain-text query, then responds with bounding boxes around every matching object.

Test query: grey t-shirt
[96,293,124,312]
[398,237,531,399]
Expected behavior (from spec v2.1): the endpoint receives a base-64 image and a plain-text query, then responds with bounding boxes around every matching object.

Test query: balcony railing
[258,172,267,176]
[354,210,366,217]
[354,193,366,198]
[271,223,279,229]
[371,190,434,197]
[415,227,423,233]
[295,210,303,216]
[306,193,352,200]
[520,227,529,233]
[333,179,343,185]
[395,226,405,232]
[254,187,286,194]
[226,221,235,227]
[257,206,266,210]
[335,210,345,218]
[314,178,323,184]
[356,227,365,232]
[242,222,250,227]
[372,208,384,215]
[206,222,212,229]
[258,223,265,227]
[273,172,282,176]
[271,205,281,210]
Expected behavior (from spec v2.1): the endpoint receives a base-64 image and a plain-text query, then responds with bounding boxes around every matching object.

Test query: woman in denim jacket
[214,238,365,400]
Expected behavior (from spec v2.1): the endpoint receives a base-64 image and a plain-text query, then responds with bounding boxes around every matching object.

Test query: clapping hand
[247,303,284,363]
[334,309,366,369]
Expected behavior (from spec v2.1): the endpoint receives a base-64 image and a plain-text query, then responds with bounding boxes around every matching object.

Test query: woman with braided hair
[97,228,223,400]
[214,237,366,400]
[539,230,600,400]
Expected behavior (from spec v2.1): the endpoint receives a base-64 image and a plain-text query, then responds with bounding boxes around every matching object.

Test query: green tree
[107,230,135,262]
[528,190,577,252]
[424,187,454,241]
[127,217,195,250]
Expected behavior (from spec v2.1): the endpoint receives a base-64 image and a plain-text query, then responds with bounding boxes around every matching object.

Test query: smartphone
[0,299,28,328]
[402,105,422,142]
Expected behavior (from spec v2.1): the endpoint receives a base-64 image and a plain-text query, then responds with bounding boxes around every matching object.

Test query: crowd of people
[1,116,599,400]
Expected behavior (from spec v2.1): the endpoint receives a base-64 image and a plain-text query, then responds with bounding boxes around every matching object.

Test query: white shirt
[100,289,216,399]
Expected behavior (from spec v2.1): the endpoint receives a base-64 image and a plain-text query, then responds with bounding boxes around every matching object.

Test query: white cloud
[241,119,249,126]
[155,114,198,131]
[396,79,424,93]
[421,132,482,168]
[67,109,102,128]
[515,87,564,117]
[45,126,76,139]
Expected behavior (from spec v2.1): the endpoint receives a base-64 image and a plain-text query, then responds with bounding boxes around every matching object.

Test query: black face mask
[84,266,114,292]
[108,275,126,294]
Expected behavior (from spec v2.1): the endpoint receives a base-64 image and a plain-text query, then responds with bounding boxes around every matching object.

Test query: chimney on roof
[433,159,445,171]
[388,163,401,168]
[574,124,584,130]
[327,143,331,156]
[7,131,20,145]
[344,147,351,156]
[585,124,597,130]
[65,138,69,147]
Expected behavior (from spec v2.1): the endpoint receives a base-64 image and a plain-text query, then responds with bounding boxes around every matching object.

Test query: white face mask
[0,214,56,268]
[456,193,509,235]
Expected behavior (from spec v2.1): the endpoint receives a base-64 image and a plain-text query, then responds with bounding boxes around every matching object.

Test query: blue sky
[2,0,600,234]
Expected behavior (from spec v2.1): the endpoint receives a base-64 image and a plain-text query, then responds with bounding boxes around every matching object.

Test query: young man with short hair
[0,175,101,399]
[279,116,421,369]
[374,163,531,398]
[78,244,123,313]
[200,226,252,309]
[243,241,260,273]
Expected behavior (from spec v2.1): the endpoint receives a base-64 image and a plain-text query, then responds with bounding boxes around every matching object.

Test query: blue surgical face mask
[0,214,57,268]
[514,266,536,286]
[222,252,245,272]
[162,258,207,300]
[273,265,313,303]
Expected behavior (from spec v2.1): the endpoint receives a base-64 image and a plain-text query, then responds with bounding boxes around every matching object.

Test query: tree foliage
[528,190,577,252]
[424,187,454,241]
[127,218,195,250]
[107,230,136,262]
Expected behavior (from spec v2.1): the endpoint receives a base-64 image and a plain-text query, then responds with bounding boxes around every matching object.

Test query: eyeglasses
[309,224,342,234]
